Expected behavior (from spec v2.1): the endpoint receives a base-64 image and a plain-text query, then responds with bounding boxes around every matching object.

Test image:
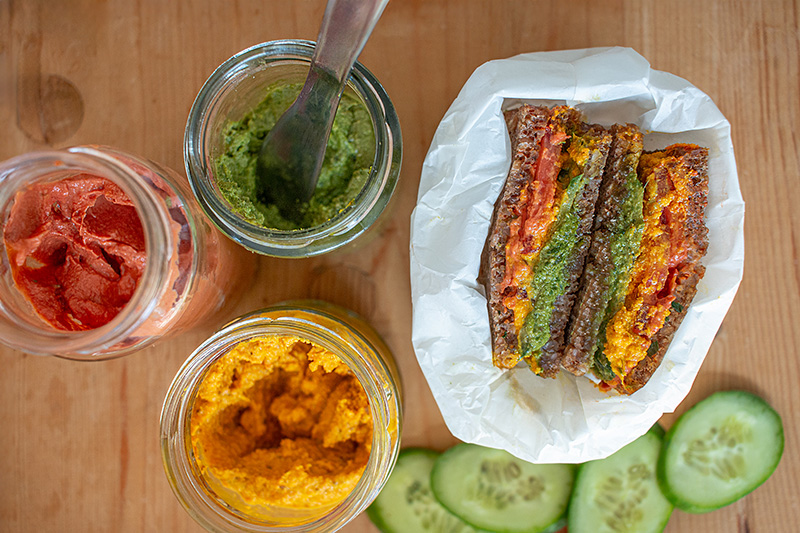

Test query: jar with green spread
[185,40,402,257]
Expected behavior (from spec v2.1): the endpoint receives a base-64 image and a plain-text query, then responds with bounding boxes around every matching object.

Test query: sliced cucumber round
[657,390,784,513]
[568,425,673,533]
[367,448,478,533]
[430,443,574,533]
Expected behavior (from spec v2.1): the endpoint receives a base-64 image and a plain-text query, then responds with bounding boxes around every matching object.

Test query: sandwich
[564,142,709,394]
[479,105,611,377]
[481,104,709,394]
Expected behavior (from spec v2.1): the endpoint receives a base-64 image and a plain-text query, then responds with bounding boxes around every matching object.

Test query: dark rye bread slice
[562,124,645,376]
[479,105,550,369]
[614,144,709,394]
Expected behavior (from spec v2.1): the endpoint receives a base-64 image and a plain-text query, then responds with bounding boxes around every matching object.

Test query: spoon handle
[314,0,390,83]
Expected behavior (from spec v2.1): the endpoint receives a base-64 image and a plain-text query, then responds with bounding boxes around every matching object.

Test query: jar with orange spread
[160,300,402,532]
[0,146,251,359]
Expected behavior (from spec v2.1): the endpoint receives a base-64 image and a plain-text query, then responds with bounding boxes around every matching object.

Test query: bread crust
[617,263,705,394]
[534,119,611,376]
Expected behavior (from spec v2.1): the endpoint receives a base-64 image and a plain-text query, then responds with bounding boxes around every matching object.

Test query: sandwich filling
[599,147,703,382]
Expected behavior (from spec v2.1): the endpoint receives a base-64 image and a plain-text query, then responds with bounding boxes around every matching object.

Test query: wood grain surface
[1,0,798,531]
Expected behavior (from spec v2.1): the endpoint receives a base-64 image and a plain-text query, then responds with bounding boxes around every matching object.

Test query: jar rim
[184,39,402,257]
[160,302,402,532]
[0,146,174,357]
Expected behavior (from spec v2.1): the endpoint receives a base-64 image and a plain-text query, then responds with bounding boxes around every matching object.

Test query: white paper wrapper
[409,47,744,463]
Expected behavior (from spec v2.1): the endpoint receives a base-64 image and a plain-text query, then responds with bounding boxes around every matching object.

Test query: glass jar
[160,300,402,533]
[184,39,402,257]
[0,145,252,359]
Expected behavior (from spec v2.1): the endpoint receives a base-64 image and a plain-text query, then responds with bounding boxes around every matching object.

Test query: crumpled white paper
[409,47,744,463]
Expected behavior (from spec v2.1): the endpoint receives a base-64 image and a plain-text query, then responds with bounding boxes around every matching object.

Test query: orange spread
[190,335,372,510]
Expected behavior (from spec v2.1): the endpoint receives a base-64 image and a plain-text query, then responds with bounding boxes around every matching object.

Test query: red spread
[3,174,146,331]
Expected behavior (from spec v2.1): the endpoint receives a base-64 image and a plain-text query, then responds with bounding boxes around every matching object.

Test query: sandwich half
[479,105,611,377]
[564,142,709,394]
[562,124,646,375]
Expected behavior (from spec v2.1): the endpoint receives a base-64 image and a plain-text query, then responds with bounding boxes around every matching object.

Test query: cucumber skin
[656,390,785,514]
[568,425,672,533]
[531,518,567,533]
[365,500,392,533]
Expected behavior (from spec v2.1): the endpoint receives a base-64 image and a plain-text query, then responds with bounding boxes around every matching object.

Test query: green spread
[214,83,375,230]
[592,164,645,380]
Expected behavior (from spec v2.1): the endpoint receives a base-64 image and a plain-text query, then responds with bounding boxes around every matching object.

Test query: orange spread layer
[190,336,372,511]
[602,152,697,379]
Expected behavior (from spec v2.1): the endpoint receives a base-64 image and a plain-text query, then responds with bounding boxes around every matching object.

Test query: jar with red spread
[0,145,252,359]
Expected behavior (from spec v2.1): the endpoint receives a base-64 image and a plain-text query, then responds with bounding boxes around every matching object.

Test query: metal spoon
[256,0,390,223]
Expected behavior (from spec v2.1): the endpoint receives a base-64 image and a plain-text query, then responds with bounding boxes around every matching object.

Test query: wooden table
[1,1,797,531]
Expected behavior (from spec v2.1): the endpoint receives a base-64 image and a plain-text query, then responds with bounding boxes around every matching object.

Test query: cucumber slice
[657,390,784,513]
[367,448,478,533]
[430,443,574,533]
[568,425,673,533]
